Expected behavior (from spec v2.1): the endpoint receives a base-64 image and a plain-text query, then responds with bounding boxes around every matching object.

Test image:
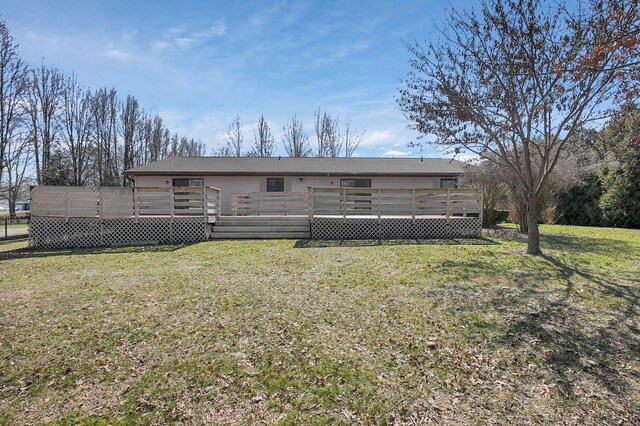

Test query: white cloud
[453,152,481,163]
[168,26,185,35]
[315,40,370,64]
[360,129,396,147]
[176,37,195,48]
[382,150,411,156]
[152,41,170,50]
[154,21,228,52]
[194,23,227,38]
[105,48,129,61]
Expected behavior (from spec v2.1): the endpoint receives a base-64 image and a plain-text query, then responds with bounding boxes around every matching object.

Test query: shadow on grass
[487,225,638,256]
[541,233,639,256]
[0,242,197,261]
[293,237,500,249]
[494,253,639,398]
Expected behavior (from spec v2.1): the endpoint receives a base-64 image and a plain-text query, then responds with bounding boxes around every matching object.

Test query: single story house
[29,157,479,247]
[123,156,468,216]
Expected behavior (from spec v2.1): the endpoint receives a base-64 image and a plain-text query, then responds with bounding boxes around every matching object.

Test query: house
[28,157,480,248]
[120,156,480,240]
[0,200,30,212]
[123,156,468,216]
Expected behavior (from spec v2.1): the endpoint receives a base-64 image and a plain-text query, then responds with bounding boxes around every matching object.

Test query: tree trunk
[8,198,16,220]
[526,195,541,255]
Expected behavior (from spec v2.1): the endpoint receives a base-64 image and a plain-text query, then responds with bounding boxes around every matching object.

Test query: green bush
[600,163,640,229]
[557,173,604,227]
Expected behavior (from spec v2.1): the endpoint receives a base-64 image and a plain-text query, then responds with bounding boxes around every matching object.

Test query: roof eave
[123,170,465,177]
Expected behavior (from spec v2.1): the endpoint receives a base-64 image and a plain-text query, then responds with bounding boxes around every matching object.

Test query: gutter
[123,171,465,177]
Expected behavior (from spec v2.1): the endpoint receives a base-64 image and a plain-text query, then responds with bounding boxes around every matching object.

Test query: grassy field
[0,225,638,424]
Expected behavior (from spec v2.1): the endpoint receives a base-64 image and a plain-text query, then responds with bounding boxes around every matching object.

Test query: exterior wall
[134,174,457,216]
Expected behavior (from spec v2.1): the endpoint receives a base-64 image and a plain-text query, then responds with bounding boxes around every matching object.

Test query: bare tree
[212,144,232,156]
[282,114,311,157]
[0,20,27,187]
[252,114,275,157]
[1,133,33,217]
[24,64,64,185]
[398,0,639,254]
[60,74,92,185]
[169,133,179,156]
[120,94,141,185]
[225,115,244,157]
[314,109,341,157]
[90,87,119,185]
[180,137,206,156]
[135,112,151,165]
[342,119,364,158]
[148,114,167,162]
[171,135,205,156]
[463,161,509,227]
[1,19,213,189]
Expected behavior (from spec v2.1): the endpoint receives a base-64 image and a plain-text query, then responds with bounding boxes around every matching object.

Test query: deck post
[231,193,236,216]
[134,187,139,223]
[203,188,208,224]
[479,189,484,228]
[170,187,175,222]
[217,189,221,219]
[342,188,347,222]
[446,189,451,222]
[377,189,381,222]
[64,191,69,223]
[258,192,261,216]
[308,187,314,222]
[411,189,416,221]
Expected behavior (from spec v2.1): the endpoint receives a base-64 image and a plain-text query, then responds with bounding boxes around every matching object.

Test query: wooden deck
[30,186,483,243]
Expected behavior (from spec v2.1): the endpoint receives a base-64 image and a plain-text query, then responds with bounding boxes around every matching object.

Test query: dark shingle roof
[124,156,468,176]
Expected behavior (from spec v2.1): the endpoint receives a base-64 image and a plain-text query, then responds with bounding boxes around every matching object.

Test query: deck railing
[309,187,482,222]
[135,186,221,222]
[31,186,221,223]
[231,192,309,216]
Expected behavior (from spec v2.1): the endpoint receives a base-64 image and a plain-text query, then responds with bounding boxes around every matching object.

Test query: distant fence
[2,215,30,239]
[29,186,220,249]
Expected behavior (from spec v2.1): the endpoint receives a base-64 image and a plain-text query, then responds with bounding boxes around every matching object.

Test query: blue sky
[0,0,474,158]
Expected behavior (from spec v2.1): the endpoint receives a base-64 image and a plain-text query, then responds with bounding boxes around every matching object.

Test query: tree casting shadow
[494,253,639,398]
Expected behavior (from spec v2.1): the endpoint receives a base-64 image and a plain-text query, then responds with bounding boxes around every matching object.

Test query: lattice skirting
[30,217,210,249]
[311,217,481,240]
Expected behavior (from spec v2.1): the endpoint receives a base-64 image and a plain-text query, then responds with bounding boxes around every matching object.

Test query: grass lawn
[3,223,28,229]
[0,225,639,424]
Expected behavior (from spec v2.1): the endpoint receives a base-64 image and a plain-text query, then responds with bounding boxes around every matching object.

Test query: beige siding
[134,174,455,215]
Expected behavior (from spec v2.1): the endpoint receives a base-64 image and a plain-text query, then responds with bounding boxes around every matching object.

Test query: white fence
[29,186,483,245]
[135,187,221,221]
[308,188,482,239]
[31,186,221,222]
[309,188,482,220]
[29,186,220,249]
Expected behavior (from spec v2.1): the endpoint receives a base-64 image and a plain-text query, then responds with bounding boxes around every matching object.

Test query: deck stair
[210,216,310,239]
